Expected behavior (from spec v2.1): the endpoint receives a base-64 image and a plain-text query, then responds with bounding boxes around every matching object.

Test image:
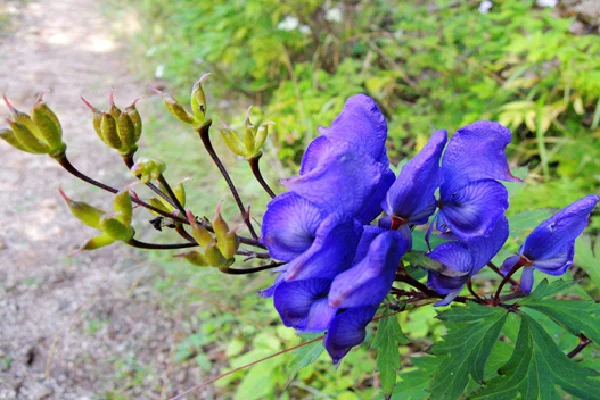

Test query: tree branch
[196,123,259,240]
[568,334,592,358]
[127,239,198,250]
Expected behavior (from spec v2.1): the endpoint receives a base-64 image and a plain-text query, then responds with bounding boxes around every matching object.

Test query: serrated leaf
[523,278,573,301]
[287,338,324,380]
[372,315,410,394]
[508,209,553,237]
[519,298,600,344]
[428,303,509,400]
[470,314,600,399]
[393,356,440,400]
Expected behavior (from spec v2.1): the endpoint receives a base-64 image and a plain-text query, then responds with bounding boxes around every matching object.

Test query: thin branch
[196,123,259,240]
[55,154,266,249]
[157,174,186,215]
[175,224,196,243]
[127,239,198,250]
[248,155,276,198]
[170,335,325,400]
[220,261,284,275]
[568,334,592,358]
[487,262,518,287]
[493,257,527,302]
[467,279,482,301]
[236,250,271,259]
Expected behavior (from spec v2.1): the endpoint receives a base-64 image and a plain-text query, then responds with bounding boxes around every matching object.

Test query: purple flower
[427,216,509,305]
[501,195,599,293]
[281,94,394,223]
[436,121,520,240]
[382,130,447,234]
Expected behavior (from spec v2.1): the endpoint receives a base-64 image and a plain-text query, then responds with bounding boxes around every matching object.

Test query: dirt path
[0,1,209,399]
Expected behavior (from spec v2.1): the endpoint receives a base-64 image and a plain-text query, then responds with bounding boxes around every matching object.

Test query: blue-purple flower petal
[329,231,406,309]
[273,279,336,332]
[383,130,447,224]
[324,306,378,365]
[521,195,599,261]
[262,193,325,261]
[519,266,534,294]
[437,179,508,240]
[441,121,521,192]
[284,214,363,281]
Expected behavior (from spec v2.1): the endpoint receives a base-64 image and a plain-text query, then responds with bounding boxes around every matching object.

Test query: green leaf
[519,297,600,344]
[428,303,509,399]
[394,356,440,400]
[372,315,410,394]
[523,278,573,300]
[507,209,553,237]
[470,314,600,399]
[287,338,324,380]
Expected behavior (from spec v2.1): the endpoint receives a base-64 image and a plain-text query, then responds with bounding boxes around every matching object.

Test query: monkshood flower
[501,195,600,293]
[271,231,406,363]
[435,121,521,240]
[381,129,447,243]
[427,216,509,305]
[280,94,394,223]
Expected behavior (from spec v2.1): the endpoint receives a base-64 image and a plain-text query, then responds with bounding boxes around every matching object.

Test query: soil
[0,1,212,399]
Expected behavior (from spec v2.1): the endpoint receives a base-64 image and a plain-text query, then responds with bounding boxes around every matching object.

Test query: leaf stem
[127,239,198,250]
[248,155,276,198]
[196,123,259,240]
[567,334,592,358]
[487,262,518,286]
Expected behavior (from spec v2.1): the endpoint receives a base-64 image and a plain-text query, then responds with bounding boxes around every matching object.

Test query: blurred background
[1,0,599,399]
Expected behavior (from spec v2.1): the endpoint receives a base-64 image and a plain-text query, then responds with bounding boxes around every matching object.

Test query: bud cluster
[1,94,66,158]
[218,107,274,159]
[153,73,211,128]
[177,205,240,269]
[60,189,135,251]
[81,93,142,158]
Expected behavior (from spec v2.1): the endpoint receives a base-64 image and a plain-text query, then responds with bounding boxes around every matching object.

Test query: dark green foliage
[372,315,410,394]
[471,315,600,400]
[428,303,509,399]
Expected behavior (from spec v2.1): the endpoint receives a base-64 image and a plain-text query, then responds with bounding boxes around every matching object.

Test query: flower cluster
[260,94,599,364]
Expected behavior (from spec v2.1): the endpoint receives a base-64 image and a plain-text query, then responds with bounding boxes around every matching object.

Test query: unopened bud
[100,112,122,149]
[187,210,214,248]
[150,86,196,125]
[124,99,142,142]
[218,126,246,157]
[59,188,105,229]
[113,191,133,226]
[81,96,104,141]
[107,91,122,118]
[172,181,186,207]
[190,73,210,122]
[149,198,171,215]
[203,243,228,267]
[117,112,137,153]
[31,96,65,153]
[6,119,49,153]
[212,202,239,259]
[131,157,166,183]
[99,215,135,241]
[80,233,115,251]
[176,250,209,267]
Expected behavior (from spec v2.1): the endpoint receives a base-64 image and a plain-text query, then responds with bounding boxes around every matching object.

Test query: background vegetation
[108,0,600,398]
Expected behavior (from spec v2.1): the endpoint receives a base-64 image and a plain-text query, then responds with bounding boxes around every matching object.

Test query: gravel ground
[0,1,212,398]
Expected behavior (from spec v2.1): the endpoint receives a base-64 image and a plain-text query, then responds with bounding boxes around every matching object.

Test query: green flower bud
[81,96,103,140]
[80,233,115,251]
[172,181,186,208]
[117,112,136,152]
[113,191,132,226]
[6,119,49,154]
[176,250,209,267]
[212,203,239,259]
[100,112,122,149]
[203,243,228,267]
[190,73,210,122]
[59,188,105,229]
[148,198,171,216]
[31,96,64,153]
[218,126,246,157]
[107,91,122,119]
[149,86,196,125]
[3,95,37,133]
[186,210,214,248]
[131,157,166,184]
[219,107,273,159]
[124,99,142,142]
[99,215,134,241]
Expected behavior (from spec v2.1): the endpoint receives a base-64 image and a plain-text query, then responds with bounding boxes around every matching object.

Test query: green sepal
[60,188,105,229]
[99,215,134,241]
[172,182,186,207]
[117,112,136,151]
[190,73,209,122]
[113,191,133,226]
[187,210,214,248]
[218,127,247,157]
[7,120,49,153]
[100,112,121,149]
[124,102,142,142]
[0,128,35,153]
[31,100,63,151]
[80,233,115,251]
